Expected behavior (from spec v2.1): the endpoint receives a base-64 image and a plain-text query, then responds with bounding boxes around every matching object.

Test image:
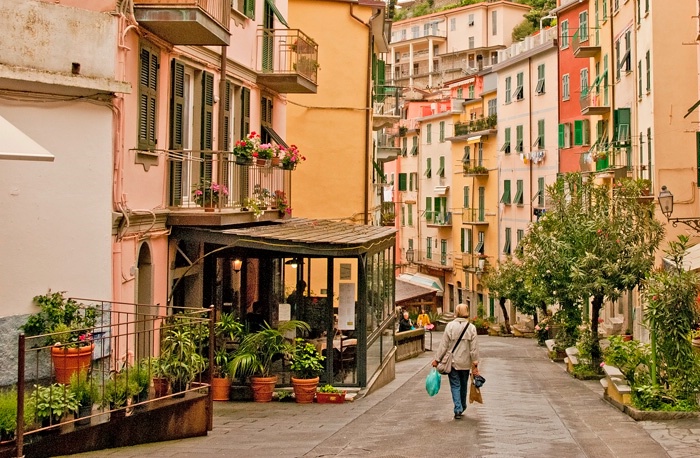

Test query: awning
[434,185,449,195]
[665,242,700,271]
[0,114,54,162]
[262,125,289,149]
[395,278,438,303]
[264,0,289,27]
[467,135,482,143]
[398,273,444,296]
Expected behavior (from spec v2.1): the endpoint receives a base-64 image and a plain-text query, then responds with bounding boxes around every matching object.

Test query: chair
[339,342,356,371]
[322,348,342,375]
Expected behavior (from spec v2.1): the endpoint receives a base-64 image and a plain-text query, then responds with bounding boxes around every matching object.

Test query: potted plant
[28,383,79,428]
[253,142,277,166]
[0,389,17,441]
[233,132,260,164]
[20,290,97,384]
[129,359,152,405]
[102,370,138,419]
[242,197,265,219]
[68,370,98,426]
[316,384,346,404]
[160,322,207,396]
[229,320,310,402]
[211,313,243,401]
[273,190,292,217]
[192,180,228,210]
[149,356,170,398]
[289,338,325,403]
[279,144,305,170]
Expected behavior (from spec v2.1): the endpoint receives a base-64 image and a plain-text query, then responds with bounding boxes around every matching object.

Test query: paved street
[66,335,700,458]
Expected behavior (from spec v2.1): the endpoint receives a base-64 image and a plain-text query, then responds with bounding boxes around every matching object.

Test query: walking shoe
[454,412,463,419]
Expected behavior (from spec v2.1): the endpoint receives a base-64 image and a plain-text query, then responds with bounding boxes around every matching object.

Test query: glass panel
[366,336,381,381]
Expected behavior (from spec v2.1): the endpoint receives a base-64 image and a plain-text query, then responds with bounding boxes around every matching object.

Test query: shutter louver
[169,59,185,206]
[201,71,214,182]
[138,46,158,150]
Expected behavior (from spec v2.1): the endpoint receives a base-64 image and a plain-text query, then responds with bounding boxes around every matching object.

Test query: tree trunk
[498,297,511,334]
[590,295,604,366]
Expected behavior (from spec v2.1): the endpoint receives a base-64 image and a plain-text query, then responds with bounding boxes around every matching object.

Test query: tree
[482,257,529,334]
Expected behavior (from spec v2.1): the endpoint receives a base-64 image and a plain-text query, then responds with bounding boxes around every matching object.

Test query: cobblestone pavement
[65,335,700,458]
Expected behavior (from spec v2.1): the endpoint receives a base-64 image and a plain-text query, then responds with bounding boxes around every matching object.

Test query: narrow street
[66,335,700,458]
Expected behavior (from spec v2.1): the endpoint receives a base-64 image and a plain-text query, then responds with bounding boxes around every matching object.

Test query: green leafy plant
[129,359,152,401]
[21,290,97,347]
[317,384,342,394]
[603,335,651,385]
[233,132,260,161]
[213,313,243,378]
[68,370,99,408]
[0,389,17,439]
[29,383,79,425]
[160,319,207,393]
[289,338,325,379]
[102,371,138,409]
[274,390,293,402]
[229,320,310,379]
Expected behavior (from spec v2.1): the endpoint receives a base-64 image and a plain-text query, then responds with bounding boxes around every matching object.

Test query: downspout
[351,3,381,225]
[529,56,534,223]
[218,46,227,210]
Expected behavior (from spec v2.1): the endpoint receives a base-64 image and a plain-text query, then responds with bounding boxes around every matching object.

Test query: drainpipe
[218,46,227,209]
[529,56,534,224]
[351,4,381,225]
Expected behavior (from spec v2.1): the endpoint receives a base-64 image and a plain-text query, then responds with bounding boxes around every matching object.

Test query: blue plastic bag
[425,367,441,396]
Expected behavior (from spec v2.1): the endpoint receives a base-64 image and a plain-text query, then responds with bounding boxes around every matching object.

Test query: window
[441,240,448,266]
[603,0,608,20]
[408,204,413,226]
[533,119,545,149]
[537,177,545,206]
[425,157,432,178]
[622,30,632,73]
[233,0,255,19]
[579,12,588,42]
[514,180,524,205]
[462,145,471,164]
[437,156,445,177]
[501,179,511,204]
[645,0,649,13]
[468,85,475,99]
[457,87,463,98]
[645,50,651,93]
[575,119,591,145]
[514,72,524,100]
[426,123,432,144]
[426,236,432,259]
[562,74,570,101]
[474,232,485,254]
[411,136,418,155]
[561,20,569,49]
[516,125,523,152]
[468,37,475,49]
[463,186,470,208]
[501,127,511,153]
[398,173,407,191]
[580,68,589,95]
[614,108,631,145]
[138,43,159,151]
[559,123,572,149]
[505,77,512,104]
[401,137,408,156]
[439,121,445,142]
[638,60,642,98]
[536,64,545,94]
[401,205,405,226]
[460,228,469,253]
[488,99,497,116]
[464,228,473,254]
[516,229,524,255]
[425,198,432,223]
[503,227,512,255]
[492,10,497,35]
[468,14,474,26]
[450,18,456,31]
[615,39,621,80]
[614,0,619,12]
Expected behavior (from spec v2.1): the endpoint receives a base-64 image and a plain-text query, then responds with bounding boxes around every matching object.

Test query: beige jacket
[435,318,479,370]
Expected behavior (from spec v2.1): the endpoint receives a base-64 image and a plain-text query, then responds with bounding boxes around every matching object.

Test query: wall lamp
[233,259,243,273]
[405,247,414,265]
[285,258,303,269]
[658,185,700,232]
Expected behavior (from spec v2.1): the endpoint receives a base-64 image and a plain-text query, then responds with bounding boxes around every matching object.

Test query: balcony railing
[461,253,487,271]
[462,208,492,225]
[425,211,452,227]
[453,115,497,137]
[412,249,451,268]
[133,0,230,45]
[462,160,490,177]
[167,152,291,216]
[373,85,401,130]
[256,29,318,94]
[580,88,609,116]
[572,29,600,58]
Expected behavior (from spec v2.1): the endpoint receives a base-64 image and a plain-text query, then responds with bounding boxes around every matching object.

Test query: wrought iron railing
[133,0,229,28]
[454,115,497,136]
[258,29,318,84]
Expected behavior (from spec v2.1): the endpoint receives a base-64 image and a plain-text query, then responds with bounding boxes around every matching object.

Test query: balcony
[451,115,497,139]
[373,85,401,130]
[572,29,600,58]
[133,0,230,45]
[380,202,396,226]
[462,208,493,225]
[376,132,401,161]
[426,211,452,227]
[412,249,452,269]
[580,88,609,116]
[463,160,490,178]
[256,29,318,94]
[166,152,291,226]
[461,253,488,272]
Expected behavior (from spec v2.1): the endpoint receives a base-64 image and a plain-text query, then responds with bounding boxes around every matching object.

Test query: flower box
[316,391,346,404]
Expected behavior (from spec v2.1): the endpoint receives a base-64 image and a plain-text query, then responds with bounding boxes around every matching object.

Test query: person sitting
[416,309,432,328]
[245,301,266,332]
[398,310,413,332]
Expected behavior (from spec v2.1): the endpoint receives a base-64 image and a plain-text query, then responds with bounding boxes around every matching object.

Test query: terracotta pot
[153,377,170,398]
[271,157,280,167]
[256,158,269,167]
[250,375,277,403]
[51,344,94,384]
[291,377,319,404]
[211,377,231,401]
[316,391,346,404]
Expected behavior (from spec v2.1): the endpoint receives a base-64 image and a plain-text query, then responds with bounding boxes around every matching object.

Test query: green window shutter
[538,177,545,206]
[439,122,445,142]
[244,0,256,19]
[138,45,158,151]
[398,173,407,191]
[503,227,511,254]
[463,186,469,208]
[223,81,232,151]
[574,120,583,145]
[434,197,441,221]
[438,156,445,177]
[538,119,545,148]
[460,228,465,253]
[501,180,511,204]
[427,237,432,258]
[409,173,414,191]
[516,125,523,152]
[201,71,214,182]
[514,180,523,204]
[169,59,184,206]
[240,87,251,139]
[425,197,432,223]
[558,124,565,149]
[646,51,651,93]
[401,205,405,226]
[408,204,413,226]
[425,157,432,177]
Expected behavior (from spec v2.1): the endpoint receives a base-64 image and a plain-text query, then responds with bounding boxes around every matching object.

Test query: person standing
[432,303,480,419]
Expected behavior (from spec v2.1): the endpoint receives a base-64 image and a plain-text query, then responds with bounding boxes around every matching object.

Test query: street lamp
[233,259,243,273]
[657,185,700,232]
[405,247,414,265]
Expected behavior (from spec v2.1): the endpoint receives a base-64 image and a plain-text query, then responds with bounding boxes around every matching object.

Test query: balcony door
[169,61,195,206]
[262,1,275,72]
